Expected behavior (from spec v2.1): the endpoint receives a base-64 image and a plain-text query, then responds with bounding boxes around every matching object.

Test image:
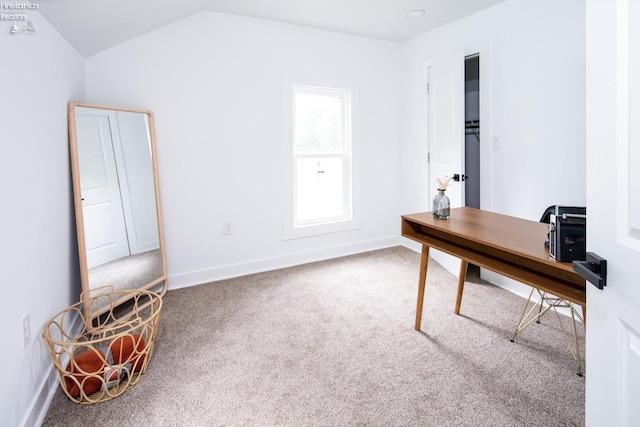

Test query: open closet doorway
[426,49,487,277]
[464,54,481,278]
[464,54,480,209]
[427,51,481,210]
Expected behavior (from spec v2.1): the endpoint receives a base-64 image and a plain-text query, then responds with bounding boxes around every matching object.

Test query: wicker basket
[42,287,163,404]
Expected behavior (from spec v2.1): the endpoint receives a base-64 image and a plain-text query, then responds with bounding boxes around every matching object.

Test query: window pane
[295,157,345,223]
[295,93,344,154]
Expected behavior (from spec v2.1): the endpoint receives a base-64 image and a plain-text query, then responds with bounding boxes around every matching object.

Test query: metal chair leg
[511,288,584,375]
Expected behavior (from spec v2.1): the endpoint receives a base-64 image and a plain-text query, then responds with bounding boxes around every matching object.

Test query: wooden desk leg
[414,245,430,331]
[454,261,468,315]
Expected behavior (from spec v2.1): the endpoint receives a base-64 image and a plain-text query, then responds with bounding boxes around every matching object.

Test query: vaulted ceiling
[37,0,507,57]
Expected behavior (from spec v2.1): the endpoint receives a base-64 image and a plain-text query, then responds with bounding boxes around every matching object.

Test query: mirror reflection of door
[76,115,130,268]
[75,107,160,277]
[114,111,159,254]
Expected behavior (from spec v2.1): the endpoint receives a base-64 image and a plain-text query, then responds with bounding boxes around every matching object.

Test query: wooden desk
[401,207,586,331]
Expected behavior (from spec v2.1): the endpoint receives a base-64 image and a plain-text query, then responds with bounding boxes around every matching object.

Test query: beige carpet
[43,246,585,426]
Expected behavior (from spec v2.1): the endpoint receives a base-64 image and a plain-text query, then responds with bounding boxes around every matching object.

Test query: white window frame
[283,78,360,240]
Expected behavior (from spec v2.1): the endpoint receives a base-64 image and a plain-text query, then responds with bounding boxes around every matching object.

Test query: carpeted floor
[42,246,585,426]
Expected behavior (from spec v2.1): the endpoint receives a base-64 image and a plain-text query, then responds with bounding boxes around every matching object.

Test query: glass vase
[432,189,450,219]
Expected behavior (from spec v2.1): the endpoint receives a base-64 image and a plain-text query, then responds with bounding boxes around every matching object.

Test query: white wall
[85,11,403,288]
[401,0,586,220]
[400,0,586,292]
[0,11,85,427]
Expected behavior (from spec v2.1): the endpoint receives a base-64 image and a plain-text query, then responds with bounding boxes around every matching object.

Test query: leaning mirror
[68,102,167,319]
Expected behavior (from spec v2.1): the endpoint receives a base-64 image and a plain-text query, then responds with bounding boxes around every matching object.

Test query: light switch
[492,136,502,150]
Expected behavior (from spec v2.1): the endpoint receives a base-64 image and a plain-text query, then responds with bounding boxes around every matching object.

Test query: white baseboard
[400,239,421,254]
[25,310,84,427]
[168,236,403,290]
[22,365,59,427]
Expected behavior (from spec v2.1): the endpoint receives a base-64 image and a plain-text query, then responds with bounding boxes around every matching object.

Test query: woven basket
[42,287,163,404]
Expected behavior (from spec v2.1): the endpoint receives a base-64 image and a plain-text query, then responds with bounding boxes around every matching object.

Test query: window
[283,83,359,239]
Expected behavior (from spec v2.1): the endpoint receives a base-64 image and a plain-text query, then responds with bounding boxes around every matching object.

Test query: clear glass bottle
[432,189,450,219]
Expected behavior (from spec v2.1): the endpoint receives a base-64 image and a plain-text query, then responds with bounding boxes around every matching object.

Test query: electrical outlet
[223,221,233,235]
[22,312,31,349]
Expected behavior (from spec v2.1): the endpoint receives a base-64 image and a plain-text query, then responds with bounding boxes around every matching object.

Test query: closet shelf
[465,119,480,142]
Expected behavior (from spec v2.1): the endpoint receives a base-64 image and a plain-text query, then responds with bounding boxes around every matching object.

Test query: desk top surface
[402,207,573,274]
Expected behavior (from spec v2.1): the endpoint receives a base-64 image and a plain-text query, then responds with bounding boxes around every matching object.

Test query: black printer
[540,205,586,262]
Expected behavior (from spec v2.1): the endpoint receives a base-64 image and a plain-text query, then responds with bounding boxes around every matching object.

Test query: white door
[428,51,465,207]
[76,116,130,269]
[585,0,640,425]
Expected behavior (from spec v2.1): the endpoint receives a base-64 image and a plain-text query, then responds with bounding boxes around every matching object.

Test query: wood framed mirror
[68,102,167,319]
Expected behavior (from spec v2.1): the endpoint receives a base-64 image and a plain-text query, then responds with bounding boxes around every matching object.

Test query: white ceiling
[37,0,508,57]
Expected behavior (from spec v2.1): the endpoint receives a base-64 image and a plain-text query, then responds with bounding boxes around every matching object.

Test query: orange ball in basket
[64,334,146,398]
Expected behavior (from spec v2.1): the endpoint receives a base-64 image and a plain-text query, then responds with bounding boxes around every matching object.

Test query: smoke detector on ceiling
[406,9,427,18]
